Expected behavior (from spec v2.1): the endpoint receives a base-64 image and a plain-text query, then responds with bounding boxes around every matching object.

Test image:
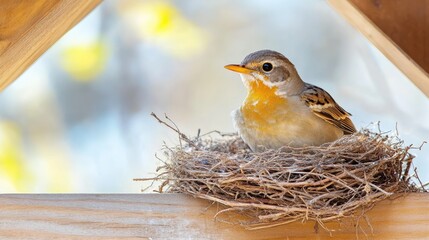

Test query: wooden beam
[328,0,429,98]
[0,193,428,239]
[0,0,101,91]
[349,0,429,75]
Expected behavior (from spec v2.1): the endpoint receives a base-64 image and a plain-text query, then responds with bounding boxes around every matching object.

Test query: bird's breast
[241,81,289,133]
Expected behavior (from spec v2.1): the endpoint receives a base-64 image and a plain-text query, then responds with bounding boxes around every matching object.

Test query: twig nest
[152,130,419,229]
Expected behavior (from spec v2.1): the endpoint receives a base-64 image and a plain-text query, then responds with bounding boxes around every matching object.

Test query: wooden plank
[328,0,429,98]
[0,193,427,239]
[0,0,101,91]
[349,0,429,75]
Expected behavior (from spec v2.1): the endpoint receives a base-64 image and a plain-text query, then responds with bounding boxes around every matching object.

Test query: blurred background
[0,0,428,192]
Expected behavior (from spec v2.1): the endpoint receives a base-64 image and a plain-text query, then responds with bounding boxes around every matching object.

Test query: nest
[140,114,422,230]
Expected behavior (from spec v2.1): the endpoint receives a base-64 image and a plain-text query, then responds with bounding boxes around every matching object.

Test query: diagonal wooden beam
[0,0,101,91]
[329,0,429,98]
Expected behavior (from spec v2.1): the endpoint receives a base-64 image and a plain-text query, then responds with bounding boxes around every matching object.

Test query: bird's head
[225,50,303,96]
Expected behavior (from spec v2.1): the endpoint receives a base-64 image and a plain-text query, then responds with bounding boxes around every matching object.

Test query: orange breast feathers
[241,80,288,129]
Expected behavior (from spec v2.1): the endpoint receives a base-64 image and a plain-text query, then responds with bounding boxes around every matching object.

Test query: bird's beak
[224,64,253,74]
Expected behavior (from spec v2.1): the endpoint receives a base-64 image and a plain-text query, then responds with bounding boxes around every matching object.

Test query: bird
[225,50,356,152]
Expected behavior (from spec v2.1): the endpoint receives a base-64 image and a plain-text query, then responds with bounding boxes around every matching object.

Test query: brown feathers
[301,84,356,134]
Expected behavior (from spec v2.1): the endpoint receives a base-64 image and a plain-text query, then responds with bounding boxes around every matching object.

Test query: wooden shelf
[0,193,428,239]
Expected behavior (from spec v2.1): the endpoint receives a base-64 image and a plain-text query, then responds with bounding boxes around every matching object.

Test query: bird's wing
[301,84,356,134]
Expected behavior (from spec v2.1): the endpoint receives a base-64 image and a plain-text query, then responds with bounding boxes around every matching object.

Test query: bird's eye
[262,62,273,72]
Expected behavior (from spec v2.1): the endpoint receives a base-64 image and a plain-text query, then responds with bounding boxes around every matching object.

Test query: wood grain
[0,0,101,91]
[329,0,429,98]
[349,0,429,75]
[0,193,428,239]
